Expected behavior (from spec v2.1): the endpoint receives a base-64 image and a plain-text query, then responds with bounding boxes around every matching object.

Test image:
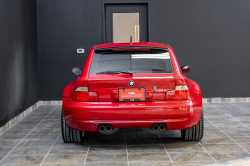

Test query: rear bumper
[63,95,202,131]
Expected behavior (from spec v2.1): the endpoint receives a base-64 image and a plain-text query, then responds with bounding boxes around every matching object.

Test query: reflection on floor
[1,103,250,166]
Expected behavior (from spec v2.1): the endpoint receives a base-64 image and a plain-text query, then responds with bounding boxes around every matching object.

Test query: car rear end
[62,43,202,133]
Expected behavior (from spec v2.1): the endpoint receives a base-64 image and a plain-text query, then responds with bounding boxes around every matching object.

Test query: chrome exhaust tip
[159,124,166,131]
[106,125,113,132]
[98,124,120,135]
[152,124,159,131]
[99,125,106,132]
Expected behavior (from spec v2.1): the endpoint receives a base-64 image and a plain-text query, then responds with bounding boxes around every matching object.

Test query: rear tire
[181,110,204,141]
[61,110,84,143]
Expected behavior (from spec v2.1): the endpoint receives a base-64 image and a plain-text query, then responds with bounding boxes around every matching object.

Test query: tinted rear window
[89,52,173,74]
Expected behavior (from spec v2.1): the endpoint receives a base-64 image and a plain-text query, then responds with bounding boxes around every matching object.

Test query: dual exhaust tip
[152,123,167,132]
[99,124,113,133]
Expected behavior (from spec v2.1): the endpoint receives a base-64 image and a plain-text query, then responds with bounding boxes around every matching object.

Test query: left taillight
[72,87,98,102]
[165,85,192,100]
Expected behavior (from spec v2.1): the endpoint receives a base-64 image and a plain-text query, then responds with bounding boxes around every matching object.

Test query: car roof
[96,42,166,49]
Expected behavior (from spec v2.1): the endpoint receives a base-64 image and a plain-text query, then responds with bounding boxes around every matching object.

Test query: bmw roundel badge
[129,80,134,86]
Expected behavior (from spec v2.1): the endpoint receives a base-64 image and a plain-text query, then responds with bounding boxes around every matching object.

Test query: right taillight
[72,87,98,102]
[165,85,192,100]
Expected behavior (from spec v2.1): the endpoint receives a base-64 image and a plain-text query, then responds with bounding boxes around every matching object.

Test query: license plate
[118,88,145,102]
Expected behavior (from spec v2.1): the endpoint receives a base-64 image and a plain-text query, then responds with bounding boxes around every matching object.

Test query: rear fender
[175,74,201,96]
[185,78,202,96]
[63,80,77,97]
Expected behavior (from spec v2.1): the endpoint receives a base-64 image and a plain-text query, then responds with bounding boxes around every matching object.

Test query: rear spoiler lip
[95,46,168,53]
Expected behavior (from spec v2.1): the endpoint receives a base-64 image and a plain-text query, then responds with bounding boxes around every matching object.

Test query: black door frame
[102,2,149,43]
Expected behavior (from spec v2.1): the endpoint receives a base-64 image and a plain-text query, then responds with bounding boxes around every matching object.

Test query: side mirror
[72,67,82,76]
[181,65,191,74]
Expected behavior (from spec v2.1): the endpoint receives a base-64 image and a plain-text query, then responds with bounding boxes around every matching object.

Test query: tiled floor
[1,103,250,166]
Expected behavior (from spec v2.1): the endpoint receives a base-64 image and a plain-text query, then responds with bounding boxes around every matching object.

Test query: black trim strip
[95,46,168,53]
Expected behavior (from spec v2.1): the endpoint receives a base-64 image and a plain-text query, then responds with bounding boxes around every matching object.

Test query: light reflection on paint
[133,77,173,79]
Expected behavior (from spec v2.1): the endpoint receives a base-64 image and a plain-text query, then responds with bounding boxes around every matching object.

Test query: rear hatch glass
[89,52,173,74]
[88,51,175,102]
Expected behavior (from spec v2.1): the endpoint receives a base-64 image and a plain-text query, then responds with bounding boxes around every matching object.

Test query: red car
[61,42,203,142]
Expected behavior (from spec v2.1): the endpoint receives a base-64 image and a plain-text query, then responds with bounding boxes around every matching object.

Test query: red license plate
[118,88,145,102]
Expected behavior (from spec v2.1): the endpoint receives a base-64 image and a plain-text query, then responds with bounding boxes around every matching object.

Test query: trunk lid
[88,73,175,102]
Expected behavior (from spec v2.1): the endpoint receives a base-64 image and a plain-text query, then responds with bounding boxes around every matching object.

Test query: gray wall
[0,0,39,127]
[37,0,250,99]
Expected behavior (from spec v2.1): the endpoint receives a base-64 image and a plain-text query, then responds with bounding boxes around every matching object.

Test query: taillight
[165,85,192,100]
[72,87,98,102]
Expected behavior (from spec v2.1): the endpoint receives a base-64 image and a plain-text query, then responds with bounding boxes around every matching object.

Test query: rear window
[89,52,173,74]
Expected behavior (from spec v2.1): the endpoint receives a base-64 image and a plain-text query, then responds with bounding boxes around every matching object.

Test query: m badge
[129,80,135,86]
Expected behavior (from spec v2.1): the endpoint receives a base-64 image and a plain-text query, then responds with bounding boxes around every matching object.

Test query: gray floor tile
[239,121,250,127]
[201,144,244,153]
[127,144,166,153]
[226,111,249,116]
[200,136,235,144]
[239,143,250,152]
[54,138,90,147]
[7,123,39,130]
[18,135,59,147]
[22,115,46,121]
[25,133,59,140]
[128,152,170,162]
[164,142,205,152]
[126,138,162,145]
[85,163,128,166]
[209,151,250,163]
[230,113,250,118]
[206,115,237,122]
[173,160,216,166]
[49,146,88,155]
[4,165,40,166]
[42,164,84,166]
[0,140,20,148]
[2,128,32,135]
[10,146,51,155]
[223,130,250,137]
[0,155,5,162]
[89,145,126,154]
[40,119,60,125]
[0,148,12,156]
[43,154,86,165]
[129,162,172,166]
[86,153,127,163]
[212,122,249,131]
[168,152,213,162]
[202,103,212,107]
[200,129,235,144]
[30,111,51,116]
[47,111,62,117]
[203,128,224,135]
[0,155,44,165]
[231,136,250,143]
[34,105,57,111]
[29,124,60,135]
[15,120,40,125]
[231,103,250,111]
[0,134,26,141]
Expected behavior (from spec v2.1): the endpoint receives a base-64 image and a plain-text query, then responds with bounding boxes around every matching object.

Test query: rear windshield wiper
[96,70,133,76]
